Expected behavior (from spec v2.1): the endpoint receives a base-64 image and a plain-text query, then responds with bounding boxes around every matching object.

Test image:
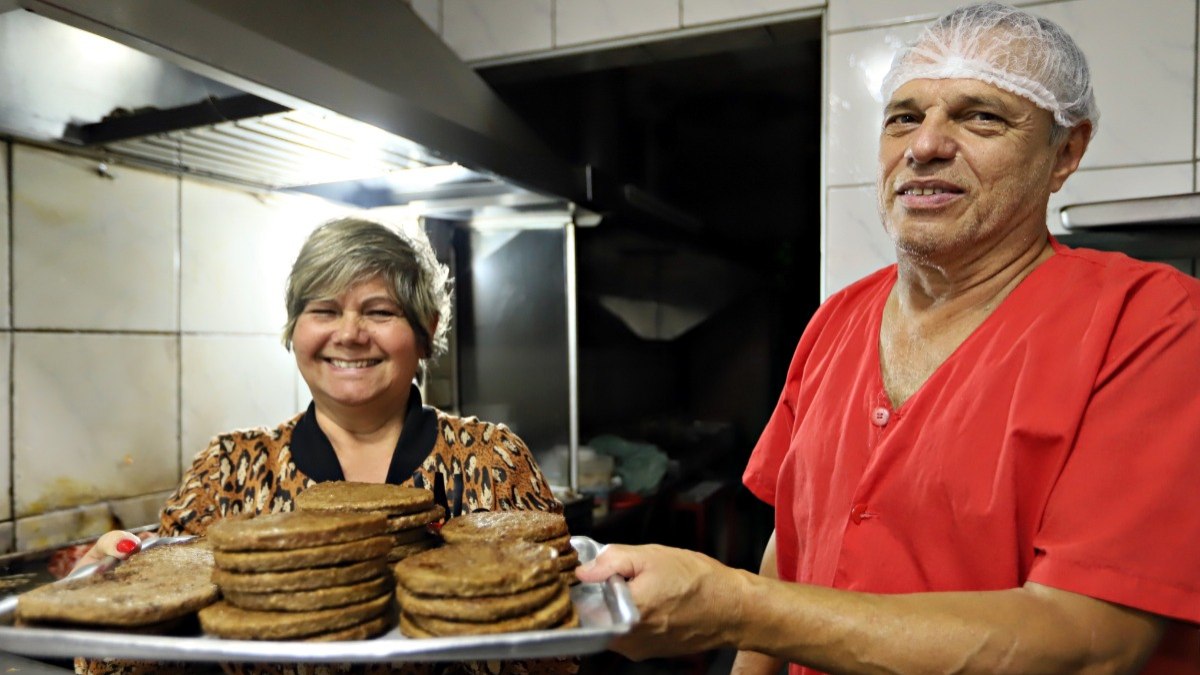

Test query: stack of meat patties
[17,538,217,634]
[296,481,444,563]
[393,540,578,637]
[439,510,579,586]
[199,511,394,641]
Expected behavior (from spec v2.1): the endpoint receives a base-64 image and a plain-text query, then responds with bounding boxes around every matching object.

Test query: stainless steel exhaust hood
[1060,192,1200,230]
[1,0,591,223]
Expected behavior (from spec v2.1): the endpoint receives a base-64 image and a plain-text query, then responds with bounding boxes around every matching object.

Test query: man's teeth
[330,359,378,368]
[904,187,951,195]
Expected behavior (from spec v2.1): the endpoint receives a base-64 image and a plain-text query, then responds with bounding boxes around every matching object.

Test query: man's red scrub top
[745,241,1200,674]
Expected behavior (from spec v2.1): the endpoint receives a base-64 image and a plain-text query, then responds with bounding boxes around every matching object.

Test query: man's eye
[968,111,1003,123]
[884,113,917,127]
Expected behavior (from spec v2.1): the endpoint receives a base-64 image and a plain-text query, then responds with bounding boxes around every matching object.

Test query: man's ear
[1050,121,1092,194]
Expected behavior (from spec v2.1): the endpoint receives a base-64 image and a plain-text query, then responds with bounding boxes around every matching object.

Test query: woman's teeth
[329,358,378,368]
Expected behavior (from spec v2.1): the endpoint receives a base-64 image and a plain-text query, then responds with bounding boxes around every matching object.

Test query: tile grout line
[5,141,13,551]
[175,140,184,490]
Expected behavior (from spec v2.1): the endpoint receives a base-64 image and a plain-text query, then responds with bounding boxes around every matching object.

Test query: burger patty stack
[199,511,394,641]
[439,510,579,586]
[16,539,217,634]
[296,481,444,563]
[393,541,578,637]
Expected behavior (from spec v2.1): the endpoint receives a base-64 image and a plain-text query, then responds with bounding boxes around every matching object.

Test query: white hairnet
[880,2,1098,135]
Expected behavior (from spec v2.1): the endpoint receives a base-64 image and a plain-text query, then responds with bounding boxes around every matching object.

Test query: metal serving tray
[0,536,637,663]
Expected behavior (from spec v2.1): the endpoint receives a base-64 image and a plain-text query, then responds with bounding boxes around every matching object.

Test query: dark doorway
[479,17,823,572]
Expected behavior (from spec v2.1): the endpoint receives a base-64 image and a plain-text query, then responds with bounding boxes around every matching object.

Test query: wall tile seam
[472,6,822,67]
[6,489,175,513]
[4,141,12,546]
[826,0,1075,36]
[175,171,184,488]
[1193,0,1199,183]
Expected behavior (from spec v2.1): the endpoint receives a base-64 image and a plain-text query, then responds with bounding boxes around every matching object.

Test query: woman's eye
[305,307,336,316]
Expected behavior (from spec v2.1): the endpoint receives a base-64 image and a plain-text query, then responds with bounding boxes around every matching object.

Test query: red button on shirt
[871,407,890,426]
[850,503,870,524]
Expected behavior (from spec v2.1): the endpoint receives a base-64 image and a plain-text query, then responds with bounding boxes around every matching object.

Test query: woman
[74,218,572,675]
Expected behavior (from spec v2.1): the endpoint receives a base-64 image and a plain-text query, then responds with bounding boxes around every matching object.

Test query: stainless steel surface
[0,536,636,663]
[1060,192,1200,230]
[1,1,587,223]
[566,221,580,495]
[459,227,572,455]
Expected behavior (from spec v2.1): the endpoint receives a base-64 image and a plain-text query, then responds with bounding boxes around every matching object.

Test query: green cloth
[588,434,669,495]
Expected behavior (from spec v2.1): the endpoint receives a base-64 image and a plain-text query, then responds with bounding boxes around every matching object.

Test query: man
[577,3,1200,673]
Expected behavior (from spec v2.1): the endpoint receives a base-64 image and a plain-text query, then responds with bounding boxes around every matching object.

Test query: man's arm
[579,545,1166,674]
[730,530,784,675]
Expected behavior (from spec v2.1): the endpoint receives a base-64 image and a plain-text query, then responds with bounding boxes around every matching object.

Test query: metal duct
[3,0,588,219]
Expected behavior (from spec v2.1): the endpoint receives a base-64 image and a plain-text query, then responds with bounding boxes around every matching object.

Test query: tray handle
[570,536,640,627]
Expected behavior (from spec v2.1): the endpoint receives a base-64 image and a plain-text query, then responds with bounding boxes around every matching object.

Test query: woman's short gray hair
[282,217,452,360]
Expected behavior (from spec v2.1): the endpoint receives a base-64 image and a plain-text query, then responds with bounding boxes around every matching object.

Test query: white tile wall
[826,21,924,186]
[180,335,300,468]
[826,185,893,296]
[0,147,346,547]
[555,0,680,47]
[15,502,114,552]
[11,146,178,331]
[180,180,339,334]
[0,141,9,330]
[683,0,822,27]
[1050,163,1194,235]
[827,0,1001,33]
[1041,0,1194,170]
[109,490,174,531]
[12,333,179,518]
[443,0,552,61]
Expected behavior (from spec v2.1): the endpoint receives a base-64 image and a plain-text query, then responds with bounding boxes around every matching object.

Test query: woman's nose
[335,314,368,342]
[906,117,957,164]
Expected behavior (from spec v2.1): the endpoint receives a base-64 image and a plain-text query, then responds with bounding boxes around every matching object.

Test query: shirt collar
[292,383,438,484]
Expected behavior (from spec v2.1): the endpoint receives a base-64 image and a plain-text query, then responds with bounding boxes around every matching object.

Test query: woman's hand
[68,530,157,573]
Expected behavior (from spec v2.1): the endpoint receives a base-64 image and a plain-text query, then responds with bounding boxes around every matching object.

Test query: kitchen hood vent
[1060,192,1200,230]
[87,104,446,190]
[2,1,589,221]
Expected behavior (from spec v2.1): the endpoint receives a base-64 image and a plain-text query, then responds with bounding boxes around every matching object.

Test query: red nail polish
[115,539,137,554]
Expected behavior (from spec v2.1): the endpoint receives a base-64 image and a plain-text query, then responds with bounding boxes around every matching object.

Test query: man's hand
[576,541,1166,673]
[575,543,749,661]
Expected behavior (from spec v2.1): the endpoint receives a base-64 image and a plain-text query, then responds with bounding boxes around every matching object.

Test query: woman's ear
[423,314,440,359]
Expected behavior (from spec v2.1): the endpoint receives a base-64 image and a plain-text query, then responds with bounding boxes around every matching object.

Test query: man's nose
[906,117,957,164]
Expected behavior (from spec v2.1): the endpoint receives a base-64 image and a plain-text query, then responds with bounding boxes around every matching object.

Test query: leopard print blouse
[75,408,575,675]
